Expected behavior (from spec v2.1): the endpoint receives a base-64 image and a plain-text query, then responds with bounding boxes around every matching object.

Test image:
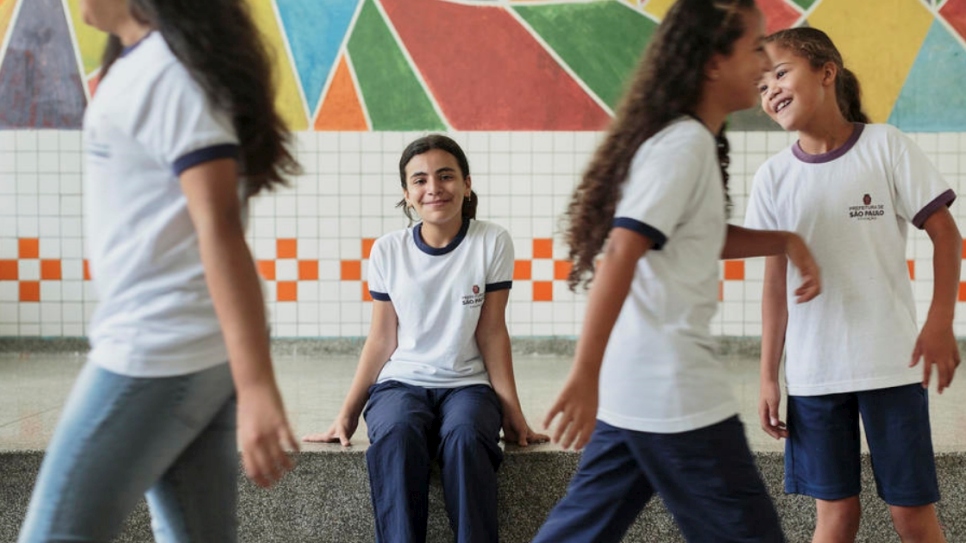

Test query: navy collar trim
[413,218,471,256]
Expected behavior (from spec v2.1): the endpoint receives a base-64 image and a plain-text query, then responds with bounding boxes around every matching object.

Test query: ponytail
[836,67,869,124]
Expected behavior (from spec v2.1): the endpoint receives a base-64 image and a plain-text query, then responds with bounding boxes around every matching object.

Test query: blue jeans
[18,361,238,543]
[364,380,504,543]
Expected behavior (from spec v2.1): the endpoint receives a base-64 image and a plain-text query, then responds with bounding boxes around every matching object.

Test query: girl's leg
[813,498,861,543]
[146,392,238,542]
[857,384,943,542]
[532,421,653,543]
[634,416,784,543]
[435,385,503,543]
[18,362,236,543]
[785,393,863,542]
[364,381,436,543]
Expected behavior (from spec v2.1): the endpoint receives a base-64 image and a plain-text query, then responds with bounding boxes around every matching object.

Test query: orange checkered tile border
[0,238,89,302]
[3,237,953,305]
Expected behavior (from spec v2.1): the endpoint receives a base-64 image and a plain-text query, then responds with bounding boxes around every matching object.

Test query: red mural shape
[758,0,802,34]
[378,0,610,130]
[940,0,966,44]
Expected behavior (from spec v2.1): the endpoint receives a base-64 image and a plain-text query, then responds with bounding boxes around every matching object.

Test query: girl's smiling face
[403,149,471,228]
[759,43,836,131]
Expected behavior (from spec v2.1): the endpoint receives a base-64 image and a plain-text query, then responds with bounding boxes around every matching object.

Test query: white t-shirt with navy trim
[368,219,513,389]
[597,117,738,434]
[745,123,956,396]
[83,32,241,377]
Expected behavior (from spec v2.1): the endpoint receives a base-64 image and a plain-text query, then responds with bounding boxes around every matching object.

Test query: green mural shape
[514,1,657,110]
[347,0,444,131]
[790,0,817,9]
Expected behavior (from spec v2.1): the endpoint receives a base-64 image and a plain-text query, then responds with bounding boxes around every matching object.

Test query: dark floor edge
[3,337,966,358]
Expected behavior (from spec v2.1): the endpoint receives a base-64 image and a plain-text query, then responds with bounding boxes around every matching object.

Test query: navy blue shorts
[533,416,784,543]
[785,383,940,506]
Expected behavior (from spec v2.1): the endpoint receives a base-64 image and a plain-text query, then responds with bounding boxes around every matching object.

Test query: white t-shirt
[83,32,241,377]
[369,219,513,388]
[597,117,738,434]
[745,123,955,396]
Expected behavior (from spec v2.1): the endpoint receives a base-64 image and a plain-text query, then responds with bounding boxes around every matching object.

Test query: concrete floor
[2,352,965,454]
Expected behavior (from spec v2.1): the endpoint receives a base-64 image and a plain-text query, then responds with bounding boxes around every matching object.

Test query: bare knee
[813,497,861,543]
[889,504,945,543]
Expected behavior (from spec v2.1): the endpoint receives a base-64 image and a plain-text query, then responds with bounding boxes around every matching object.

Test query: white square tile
[62,281,84,301]
[19,260,40,280]
[0,282,16,302]
[19,304,40,322]
[15,131,38,151]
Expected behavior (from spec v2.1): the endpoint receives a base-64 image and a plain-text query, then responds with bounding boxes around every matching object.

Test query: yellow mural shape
[65,0,109,77]
[247,0,308,131]
[809,0,932,123]
[643,0,675,20]
[0,0,19,51]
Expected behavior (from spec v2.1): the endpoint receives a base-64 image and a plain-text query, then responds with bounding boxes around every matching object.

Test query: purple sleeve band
[912,189,956,229]
[173,144,239,176]
[370,291,391,301]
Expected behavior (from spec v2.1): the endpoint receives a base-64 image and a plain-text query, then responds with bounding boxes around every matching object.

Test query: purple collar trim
[792,123,865,164]
[120,32,153,58]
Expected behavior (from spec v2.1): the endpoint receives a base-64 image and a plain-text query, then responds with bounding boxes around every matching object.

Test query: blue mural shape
[275,0,361,115]
[0,0,86,128]
[889,19,966,131]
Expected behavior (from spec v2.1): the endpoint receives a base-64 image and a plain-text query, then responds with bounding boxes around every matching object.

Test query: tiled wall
[1,130,965,338]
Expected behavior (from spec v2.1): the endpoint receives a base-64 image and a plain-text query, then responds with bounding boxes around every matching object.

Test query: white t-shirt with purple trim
[745,123,956,396]
[368,219,513,389]
[83,32,240,377]
[598,117,739,434]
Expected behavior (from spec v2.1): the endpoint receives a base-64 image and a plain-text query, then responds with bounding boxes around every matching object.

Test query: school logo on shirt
[462,285,485,307]
[848,193,884,221]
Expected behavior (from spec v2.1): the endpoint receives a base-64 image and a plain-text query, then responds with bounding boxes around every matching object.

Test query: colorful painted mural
[0,0,965,131]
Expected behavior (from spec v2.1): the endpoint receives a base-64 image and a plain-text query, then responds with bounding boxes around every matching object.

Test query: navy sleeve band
[485,281,512,292]
[369,291,391,302]
[613,217,668,249]
[912,189,956,229]
[173,143,240,176]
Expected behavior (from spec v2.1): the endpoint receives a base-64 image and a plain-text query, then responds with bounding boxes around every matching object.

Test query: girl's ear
[464,175,472,193]
[821,61,838,87]
[705,55,722,81]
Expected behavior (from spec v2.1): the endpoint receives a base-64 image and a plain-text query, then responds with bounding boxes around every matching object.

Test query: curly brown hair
[564,0,756,291]
[765,27,869,124]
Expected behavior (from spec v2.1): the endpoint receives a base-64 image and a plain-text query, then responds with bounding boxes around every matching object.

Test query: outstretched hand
[758,381,788,440]
[238,385,300,488]
[911,319,960,394]
[785,234,821,303]
[502,408,550,447]
[302,415,359,447]
[544,376,598,451]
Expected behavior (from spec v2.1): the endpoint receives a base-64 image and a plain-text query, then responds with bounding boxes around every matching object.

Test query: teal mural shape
[276,0,361,115]
[889,19,966,131]
[0,0,86,128]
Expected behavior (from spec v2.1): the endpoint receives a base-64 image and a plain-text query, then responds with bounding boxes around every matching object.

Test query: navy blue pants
[364,380,503,543]
[533,417,785,543]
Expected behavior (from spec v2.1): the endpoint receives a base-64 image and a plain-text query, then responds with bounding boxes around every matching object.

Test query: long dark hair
[565,0,755,290]
[396,134,478,225]
[765,27,869,124]
[99,0,300,197]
